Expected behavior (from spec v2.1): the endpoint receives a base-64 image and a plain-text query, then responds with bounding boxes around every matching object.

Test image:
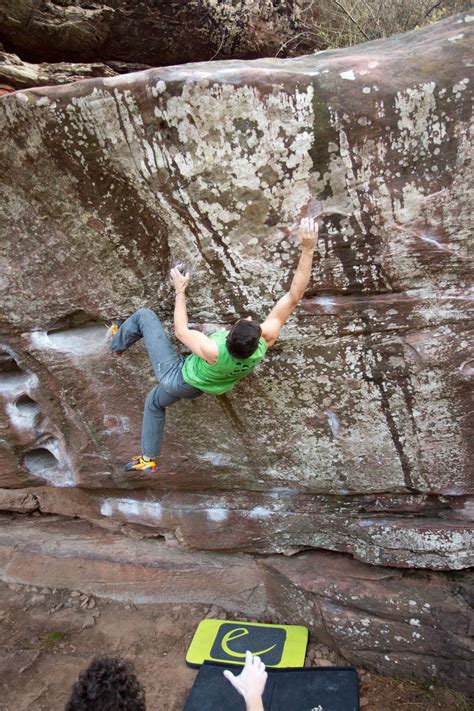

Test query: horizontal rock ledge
[1,487,472,571]
[0,48,153,91]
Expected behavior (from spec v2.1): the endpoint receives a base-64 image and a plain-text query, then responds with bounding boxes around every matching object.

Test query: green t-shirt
[181,330,267,395]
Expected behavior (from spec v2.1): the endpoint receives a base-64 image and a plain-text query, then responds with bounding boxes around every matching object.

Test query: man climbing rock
[108,217,318,472]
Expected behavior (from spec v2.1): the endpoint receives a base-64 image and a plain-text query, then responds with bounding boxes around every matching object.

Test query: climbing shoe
[105,320,124,355]
[124,455,157,473]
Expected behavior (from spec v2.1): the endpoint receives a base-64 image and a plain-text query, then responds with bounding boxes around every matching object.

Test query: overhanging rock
[0,15,472,567]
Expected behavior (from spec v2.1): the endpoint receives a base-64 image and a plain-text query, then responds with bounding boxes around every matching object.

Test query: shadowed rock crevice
[14,394,41,416]
[360,364,418,493]
[45,309,105,333]
[23,444,59,474]
[0,0,320,68]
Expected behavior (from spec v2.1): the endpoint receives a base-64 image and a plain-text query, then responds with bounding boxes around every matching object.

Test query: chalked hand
[170,266,189,294]
[298,217,318,250]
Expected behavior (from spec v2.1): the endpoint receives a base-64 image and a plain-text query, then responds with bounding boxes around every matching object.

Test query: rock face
[0,516,267,611]
[2,486,471,571]
[0,2,464,92]
[262,550,474,696]
[0,13,473,692]
[0,0,318,66]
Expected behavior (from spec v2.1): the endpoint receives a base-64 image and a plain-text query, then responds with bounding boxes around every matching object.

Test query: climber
[107,217,318,472]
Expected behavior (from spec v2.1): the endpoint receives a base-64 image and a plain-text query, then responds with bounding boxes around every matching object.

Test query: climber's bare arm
[261,218,318,347]
[171,268,218,364]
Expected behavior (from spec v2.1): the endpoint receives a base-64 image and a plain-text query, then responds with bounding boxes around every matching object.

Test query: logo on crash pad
[210,623,286,665]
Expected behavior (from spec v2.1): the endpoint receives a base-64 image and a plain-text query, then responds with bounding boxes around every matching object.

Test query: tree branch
[332,0,371,41]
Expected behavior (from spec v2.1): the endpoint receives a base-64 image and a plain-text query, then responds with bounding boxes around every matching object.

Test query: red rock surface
[3,486,470,570]
[262,549,473,696]
[0,13,472,561]
[0,516,266,611]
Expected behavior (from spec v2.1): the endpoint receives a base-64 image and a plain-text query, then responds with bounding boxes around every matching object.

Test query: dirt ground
[0,581,471,711]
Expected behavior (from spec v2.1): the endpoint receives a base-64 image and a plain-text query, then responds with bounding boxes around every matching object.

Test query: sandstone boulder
[0,14,472,552]
[0,13,473,693]
[262,550,473,696]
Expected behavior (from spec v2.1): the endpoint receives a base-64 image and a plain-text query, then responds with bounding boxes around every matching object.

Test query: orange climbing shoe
[124,456,157,473]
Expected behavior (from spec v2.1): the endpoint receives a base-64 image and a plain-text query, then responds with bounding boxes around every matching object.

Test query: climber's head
[226,317,262,359]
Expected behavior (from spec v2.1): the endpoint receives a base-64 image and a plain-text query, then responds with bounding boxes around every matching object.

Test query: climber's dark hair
[226,319,262,359]
[65,656,146,711]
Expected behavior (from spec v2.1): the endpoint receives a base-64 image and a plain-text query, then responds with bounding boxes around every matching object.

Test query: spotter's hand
[171,267,190,294]
[298,217,318,250]
[223,651,268,703]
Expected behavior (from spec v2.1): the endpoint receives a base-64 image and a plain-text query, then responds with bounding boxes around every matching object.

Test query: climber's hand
[223,651,267,708]
[171,267,190,294]
[298,217,318,250]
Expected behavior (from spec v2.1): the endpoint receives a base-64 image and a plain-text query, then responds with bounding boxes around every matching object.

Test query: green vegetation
[42,630,66,646]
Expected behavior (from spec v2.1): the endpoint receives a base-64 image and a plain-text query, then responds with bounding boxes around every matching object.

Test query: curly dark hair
[65,656,146,710]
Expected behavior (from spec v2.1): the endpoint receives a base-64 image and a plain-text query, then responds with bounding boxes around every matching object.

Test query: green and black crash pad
[186,619,308,668]
[183,662,360,711]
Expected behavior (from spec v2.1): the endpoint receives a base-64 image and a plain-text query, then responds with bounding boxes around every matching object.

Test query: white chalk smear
[30,326,104,356]
[419,234,450,252]
[0,372,39,399]
[325,410,340,436]
[198,451,232,466]
[314,296,339,315]
[102,415,130,435]
[24,438,76,487]
[5,401,39,432]
[101,498,163,521]
[206,507,228,522]
[248,506,271,520]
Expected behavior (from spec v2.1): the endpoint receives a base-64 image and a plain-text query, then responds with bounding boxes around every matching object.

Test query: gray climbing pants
[109,308,203,457]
